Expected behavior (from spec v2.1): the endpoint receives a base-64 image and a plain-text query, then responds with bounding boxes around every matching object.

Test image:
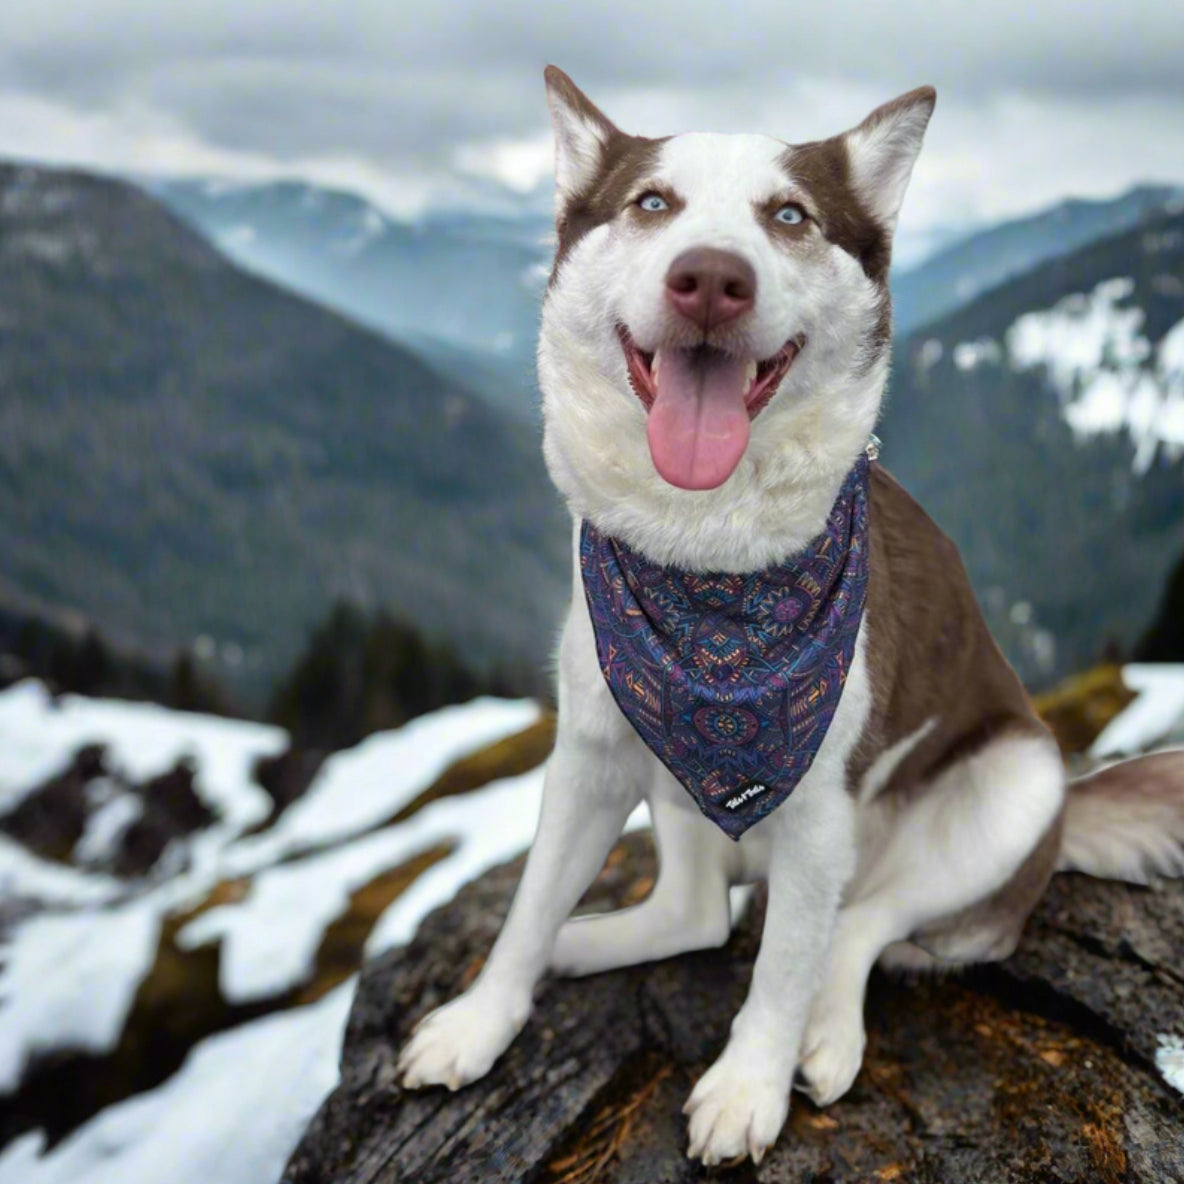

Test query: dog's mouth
[618,326,803,491]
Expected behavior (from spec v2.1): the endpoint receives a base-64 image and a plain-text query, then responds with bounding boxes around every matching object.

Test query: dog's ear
[841,87,936,234]
[544,66,621,213]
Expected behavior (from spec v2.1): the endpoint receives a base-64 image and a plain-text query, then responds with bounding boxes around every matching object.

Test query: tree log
[283,833,1184,1183]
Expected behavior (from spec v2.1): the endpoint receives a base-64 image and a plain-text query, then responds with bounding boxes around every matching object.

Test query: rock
[1137,550,1184,662]
[1032,664,1136,758]
[0,743,108,861]
[249,747,328,830]
[284,834,1184,1184]
[110,756,216,876]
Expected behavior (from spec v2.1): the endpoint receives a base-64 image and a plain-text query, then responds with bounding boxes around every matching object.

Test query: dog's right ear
[544,66,620,214]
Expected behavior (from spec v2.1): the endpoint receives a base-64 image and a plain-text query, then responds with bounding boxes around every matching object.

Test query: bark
[283,834,1184,1184]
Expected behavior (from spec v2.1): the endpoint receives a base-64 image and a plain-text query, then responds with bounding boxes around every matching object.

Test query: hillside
[149,178,551,419]
[0,675,1180,1183]
[882,207,1184,685]
[892,184,1183,335]
[151,177,1183,427]
[0,163,568,700]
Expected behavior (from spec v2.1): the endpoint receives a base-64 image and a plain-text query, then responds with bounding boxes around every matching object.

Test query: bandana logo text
[725,782,771,811]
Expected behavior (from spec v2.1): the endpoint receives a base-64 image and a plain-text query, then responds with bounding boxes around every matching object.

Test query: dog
[398,66,1184,1165]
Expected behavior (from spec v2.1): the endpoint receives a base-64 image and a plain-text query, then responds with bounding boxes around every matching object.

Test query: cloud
[0,0,1181,234]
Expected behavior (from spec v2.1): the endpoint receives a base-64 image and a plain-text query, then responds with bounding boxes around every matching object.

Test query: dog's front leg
[684,778,855,1165]
[399,619,648,1091]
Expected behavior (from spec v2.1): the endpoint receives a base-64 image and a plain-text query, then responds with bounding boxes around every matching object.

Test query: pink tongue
[646,348,750,490]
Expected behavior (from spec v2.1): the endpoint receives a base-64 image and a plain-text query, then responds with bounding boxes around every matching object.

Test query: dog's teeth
[743,360,758,389]
[652,351,663,383]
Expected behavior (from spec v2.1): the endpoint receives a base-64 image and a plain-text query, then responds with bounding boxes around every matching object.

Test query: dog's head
[538,67,934,568]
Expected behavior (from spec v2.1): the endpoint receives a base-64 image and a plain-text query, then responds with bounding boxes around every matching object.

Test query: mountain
[892,184,1183,335]
[151,176,1183,425]
[147,177,552,419]
[0,163,569,702]
[881,206,1184,686]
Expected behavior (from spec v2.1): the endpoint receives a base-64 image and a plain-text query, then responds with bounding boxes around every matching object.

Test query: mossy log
[283,833,1184,1183]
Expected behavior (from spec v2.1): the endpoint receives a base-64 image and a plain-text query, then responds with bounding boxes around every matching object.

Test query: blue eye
[774,204,806,225]
[637,192,669,212]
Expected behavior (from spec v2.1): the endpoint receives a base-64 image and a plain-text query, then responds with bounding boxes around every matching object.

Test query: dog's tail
[1058,748,1184,882]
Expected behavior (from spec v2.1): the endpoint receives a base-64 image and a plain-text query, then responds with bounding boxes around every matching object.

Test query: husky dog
[399,67,1184,1165]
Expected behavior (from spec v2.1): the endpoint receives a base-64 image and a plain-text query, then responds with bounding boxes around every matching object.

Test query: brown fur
[851,463,1063,960]
[779,138,892,361]
[544,69,668,283]
[849,463,1054,805]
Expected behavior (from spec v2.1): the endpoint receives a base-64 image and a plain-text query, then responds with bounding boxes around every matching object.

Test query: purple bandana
[580,455,870,839]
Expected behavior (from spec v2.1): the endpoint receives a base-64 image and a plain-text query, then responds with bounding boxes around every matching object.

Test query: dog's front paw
[797,1001,866,1107]
[397,985,531,1091]
[683,1046,790,1166]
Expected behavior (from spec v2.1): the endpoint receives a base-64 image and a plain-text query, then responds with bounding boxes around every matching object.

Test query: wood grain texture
[283,834,1184,1184]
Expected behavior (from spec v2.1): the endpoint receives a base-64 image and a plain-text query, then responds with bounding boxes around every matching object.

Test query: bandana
[579,454,870,839]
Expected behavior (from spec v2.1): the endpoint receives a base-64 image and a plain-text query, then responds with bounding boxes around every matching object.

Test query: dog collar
[579,452,871,839]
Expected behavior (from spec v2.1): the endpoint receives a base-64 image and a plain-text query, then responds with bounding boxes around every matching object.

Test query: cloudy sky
[2,0,1183,253]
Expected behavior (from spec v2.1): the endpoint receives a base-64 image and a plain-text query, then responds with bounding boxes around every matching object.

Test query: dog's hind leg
[550,778,734,977]
[797,729,1065,1108]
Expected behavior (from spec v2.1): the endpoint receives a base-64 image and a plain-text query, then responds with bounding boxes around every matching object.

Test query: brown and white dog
[398,66,1184,1165]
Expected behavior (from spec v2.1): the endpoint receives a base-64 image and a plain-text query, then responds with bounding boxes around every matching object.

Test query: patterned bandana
[579,454,871,840]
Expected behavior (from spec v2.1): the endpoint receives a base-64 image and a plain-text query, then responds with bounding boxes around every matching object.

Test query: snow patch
[0,680,282,830]
[916,338,943,372]
[0,982,354,1184]
[219,224,257,250]
[0,898,160,1091]
[223,698,539,871]
[1156,1033,1184,1095]
[5,232,74,265]
[74,791,143,866]
[200,178,254,200]
[1006,279,1184,473]
[1090,665,1184,758]
[0,688,573,1176]
[953,338,1002,371]
[335,205,387,256]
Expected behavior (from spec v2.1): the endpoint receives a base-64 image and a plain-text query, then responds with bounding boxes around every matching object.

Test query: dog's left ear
[544,66,622,214]
[842,87,936,234]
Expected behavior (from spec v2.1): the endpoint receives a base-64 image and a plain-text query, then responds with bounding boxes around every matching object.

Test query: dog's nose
[665,248,756,331]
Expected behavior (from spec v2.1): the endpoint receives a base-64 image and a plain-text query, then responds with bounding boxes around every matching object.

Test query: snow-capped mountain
[148,176,1182,428]
[882,206,1184,686]
[891,184,1183,335]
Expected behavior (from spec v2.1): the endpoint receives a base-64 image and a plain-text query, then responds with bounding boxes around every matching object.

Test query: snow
[218,224,257,250]
[952,337,1001,371]
[0,685,549,1123]
[0,834,124,906]
[0,681,283,828]
[0,898,160,1090]
[74,791,143,866]
[6,231,74,264]
[1090,665,1184,758]
[222,698,539,869]
[176,818,467,1004]
[0,686,631,1179]
[0,982,354,1184]
[200,178,254,200]
[1006,279,1184,472]
[337,205,387,256]
[1157,1033,1184,1095]
[180,756,647,1003]
[917,338,943,372]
